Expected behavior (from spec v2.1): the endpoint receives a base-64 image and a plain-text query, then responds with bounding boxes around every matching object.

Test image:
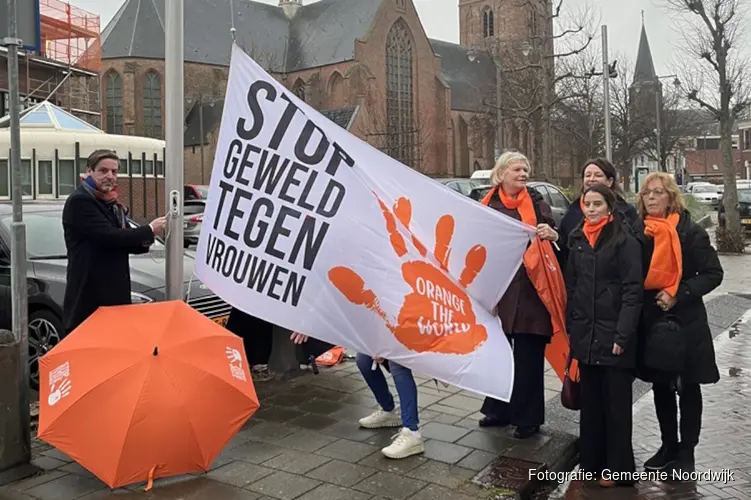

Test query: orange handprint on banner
[328,195,488,355]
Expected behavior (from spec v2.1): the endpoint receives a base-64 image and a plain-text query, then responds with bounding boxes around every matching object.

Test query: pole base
[0,462,42,487]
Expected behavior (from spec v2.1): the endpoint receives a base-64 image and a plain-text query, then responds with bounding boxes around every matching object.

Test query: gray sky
[69,0,737,77]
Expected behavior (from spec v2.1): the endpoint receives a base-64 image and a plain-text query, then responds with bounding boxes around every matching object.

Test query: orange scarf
[644,213,682,296]
[582,215,612,247]
[482,186,537,225]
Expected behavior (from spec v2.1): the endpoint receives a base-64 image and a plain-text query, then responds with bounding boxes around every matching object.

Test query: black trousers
[652,380,702,448]
[578,364,635,476]
[481,334,547,427]
[225,308,274,367]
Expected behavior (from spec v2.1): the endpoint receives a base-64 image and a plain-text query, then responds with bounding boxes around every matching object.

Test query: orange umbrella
[37,300,259,490]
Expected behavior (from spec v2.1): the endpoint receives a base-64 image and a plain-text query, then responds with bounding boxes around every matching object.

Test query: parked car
[184,200,206,248]
[689,184,721,207]
[436,178,485,196]
[468,181,571,228]
[185,184,209,201]
[0,203,232,389]
[719,188,751,232]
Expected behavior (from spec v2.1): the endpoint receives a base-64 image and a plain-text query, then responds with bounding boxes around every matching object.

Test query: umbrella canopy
[37,300,259,489]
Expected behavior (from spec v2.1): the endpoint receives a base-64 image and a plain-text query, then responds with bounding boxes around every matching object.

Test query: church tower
[630,18,662,123]
[279,0,302,18]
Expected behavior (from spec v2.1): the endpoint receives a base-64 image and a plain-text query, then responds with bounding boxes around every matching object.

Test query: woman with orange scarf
[637,173,723,477]
[477,151,559,439]
[565,184,643,488]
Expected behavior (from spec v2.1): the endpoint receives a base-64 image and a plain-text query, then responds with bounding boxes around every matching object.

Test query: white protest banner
[194,44,535,401]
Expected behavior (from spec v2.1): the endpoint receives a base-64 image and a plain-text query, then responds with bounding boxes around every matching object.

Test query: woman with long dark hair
[565,183,643,487]
[559,158,641,269]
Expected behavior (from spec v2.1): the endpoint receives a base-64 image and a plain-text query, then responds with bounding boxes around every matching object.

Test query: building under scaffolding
[0,0,101,126]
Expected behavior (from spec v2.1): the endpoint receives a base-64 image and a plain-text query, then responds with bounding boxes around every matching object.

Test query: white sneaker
[358,409,402,429]
[381,427,424,459]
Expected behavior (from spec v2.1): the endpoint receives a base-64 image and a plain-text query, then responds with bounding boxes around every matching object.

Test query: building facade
[100,0,550,186]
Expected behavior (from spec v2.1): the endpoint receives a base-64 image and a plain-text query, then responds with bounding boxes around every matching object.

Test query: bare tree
[466,0,598,180]
[662,0,751,252]
[640,84,696,172]
[609,54,649,191]
[364,104,438,175]
[550,46,605,177]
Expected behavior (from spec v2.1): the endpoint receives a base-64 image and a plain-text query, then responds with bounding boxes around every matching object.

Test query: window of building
[130,159,142,175]
[0,159,8,197]
[293,80,306,102]
[744,129,751,150]
[529,10,538,36]
[38,160,54,196]
[143,71,162,138]
[57,160,76,196]
[386,19,418,169]
[21,159,32,196]
[105,71,124,134]
[483,8,494,38]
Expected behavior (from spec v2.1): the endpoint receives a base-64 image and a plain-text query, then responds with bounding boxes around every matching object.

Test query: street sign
[0,0,41,52]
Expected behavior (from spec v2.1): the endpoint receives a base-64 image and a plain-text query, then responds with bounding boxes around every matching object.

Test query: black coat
[638,211,723,384]
[62,184,155,332]
[559,195,642,273]
[565,216,644,368]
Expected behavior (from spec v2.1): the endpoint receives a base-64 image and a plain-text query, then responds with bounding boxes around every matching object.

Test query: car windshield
[0,211,164,259]
[693,185,718,193]
[739,190,751,203]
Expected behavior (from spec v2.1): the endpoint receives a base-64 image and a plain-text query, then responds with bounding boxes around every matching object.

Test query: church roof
[0,101,103,133]
[101,0,383,72]
[430,39,497,113]
[633,23,659,84]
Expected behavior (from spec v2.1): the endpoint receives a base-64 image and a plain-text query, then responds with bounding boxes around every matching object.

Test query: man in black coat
[62,150,167,332]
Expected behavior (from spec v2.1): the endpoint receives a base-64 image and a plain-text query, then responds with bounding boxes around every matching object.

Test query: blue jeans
[356,353,419,431]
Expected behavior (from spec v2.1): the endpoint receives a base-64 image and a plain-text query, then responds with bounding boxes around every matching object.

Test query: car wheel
[28,309,65,390]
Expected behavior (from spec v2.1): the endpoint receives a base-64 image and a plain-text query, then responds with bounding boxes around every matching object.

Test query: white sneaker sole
[382,442,425,459]
[358,418,402,429]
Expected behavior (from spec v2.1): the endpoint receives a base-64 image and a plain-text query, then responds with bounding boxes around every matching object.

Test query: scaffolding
[7,0,102,127]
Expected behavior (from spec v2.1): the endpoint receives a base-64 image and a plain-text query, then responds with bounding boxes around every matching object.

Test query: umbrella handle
[145,465,157,491]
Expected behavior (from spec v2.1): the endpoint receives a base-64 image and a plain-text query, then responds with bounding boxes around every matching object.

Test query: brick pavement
[1,357,575,500]
[552,310,751,500]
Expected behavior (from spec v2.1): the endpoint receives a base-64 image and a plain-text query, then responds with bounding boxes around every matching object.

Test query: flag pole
[165,0,184,300]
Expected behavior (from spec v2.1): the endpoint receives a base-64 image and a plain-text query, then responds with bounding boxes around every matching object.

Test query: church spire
[633,18,659,85]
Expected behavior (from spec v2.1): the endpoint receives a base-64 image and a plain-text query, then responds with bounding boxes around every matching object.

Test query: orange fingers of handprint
[434,215,454,271]
[459,245,487,287]
[377,198,407,257]
[328,267,396,330]
[392,197,427,256]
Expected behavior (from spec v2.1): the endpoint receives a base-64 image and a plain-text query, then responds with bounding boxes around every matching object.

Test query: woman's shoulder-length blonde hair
[636,171,687,218]
[489,151,531,186]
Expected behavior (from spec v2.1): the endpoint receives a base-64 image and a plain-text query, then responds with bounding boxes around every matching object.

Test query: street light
[655,74,681,172]
[520,41,531,57]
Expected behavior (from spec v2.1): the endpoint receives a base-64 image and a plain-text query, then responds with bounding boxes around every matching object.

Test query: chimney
[279,0,302,18]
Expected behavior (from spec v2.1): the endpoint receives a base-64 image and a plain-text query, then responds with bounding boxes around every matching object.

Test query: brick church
[100,0,551,184]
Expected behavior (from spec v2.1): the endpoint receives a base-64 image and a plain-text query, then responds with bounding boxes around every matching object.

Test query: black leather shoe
[479,416,509,428]
[513,425,540,439]
[644,442,679,471]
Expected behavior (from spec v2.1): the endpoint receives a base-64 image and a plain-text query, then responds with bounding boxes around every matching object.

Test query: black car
[0,202,232,389]
[468,181,571,228]
[718,188,751,232]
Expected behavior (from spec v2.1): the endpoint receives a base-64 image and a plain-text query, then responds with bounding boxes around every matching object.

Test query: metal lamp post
[164,0,184,301]
[655,74,681,172]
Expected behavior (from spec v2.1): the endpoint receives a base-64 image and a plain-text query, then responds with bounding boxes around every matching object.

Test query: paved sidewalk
[553,310,751,500]
[1,357,575,500]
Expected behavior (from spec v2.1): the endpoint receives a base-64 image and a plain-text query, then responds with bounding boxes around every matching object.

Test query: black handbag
[560,354,581,411]
[642,312,686,373]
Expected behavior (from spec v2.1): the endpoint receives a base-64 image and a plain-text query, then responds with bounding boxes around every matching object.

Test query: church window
[483,8,494,38]
[104,71,123,135]
[142,71,162,138]
[385,19,417,169]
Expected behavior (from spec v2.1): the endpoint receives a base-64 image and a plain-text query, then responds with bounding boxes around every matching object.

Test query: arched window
[385,19,415,168]
[471,117,484,157]
[293,79,306,101]
[328,72,345,108]
[483,8,494,38]
[142,71,162,138]
[104,71,123,134]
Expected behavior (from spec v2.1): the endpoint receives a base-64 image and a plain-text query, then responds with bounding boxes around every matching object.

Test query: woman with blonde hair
[637,172,723,475]
[477,151,560,439]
